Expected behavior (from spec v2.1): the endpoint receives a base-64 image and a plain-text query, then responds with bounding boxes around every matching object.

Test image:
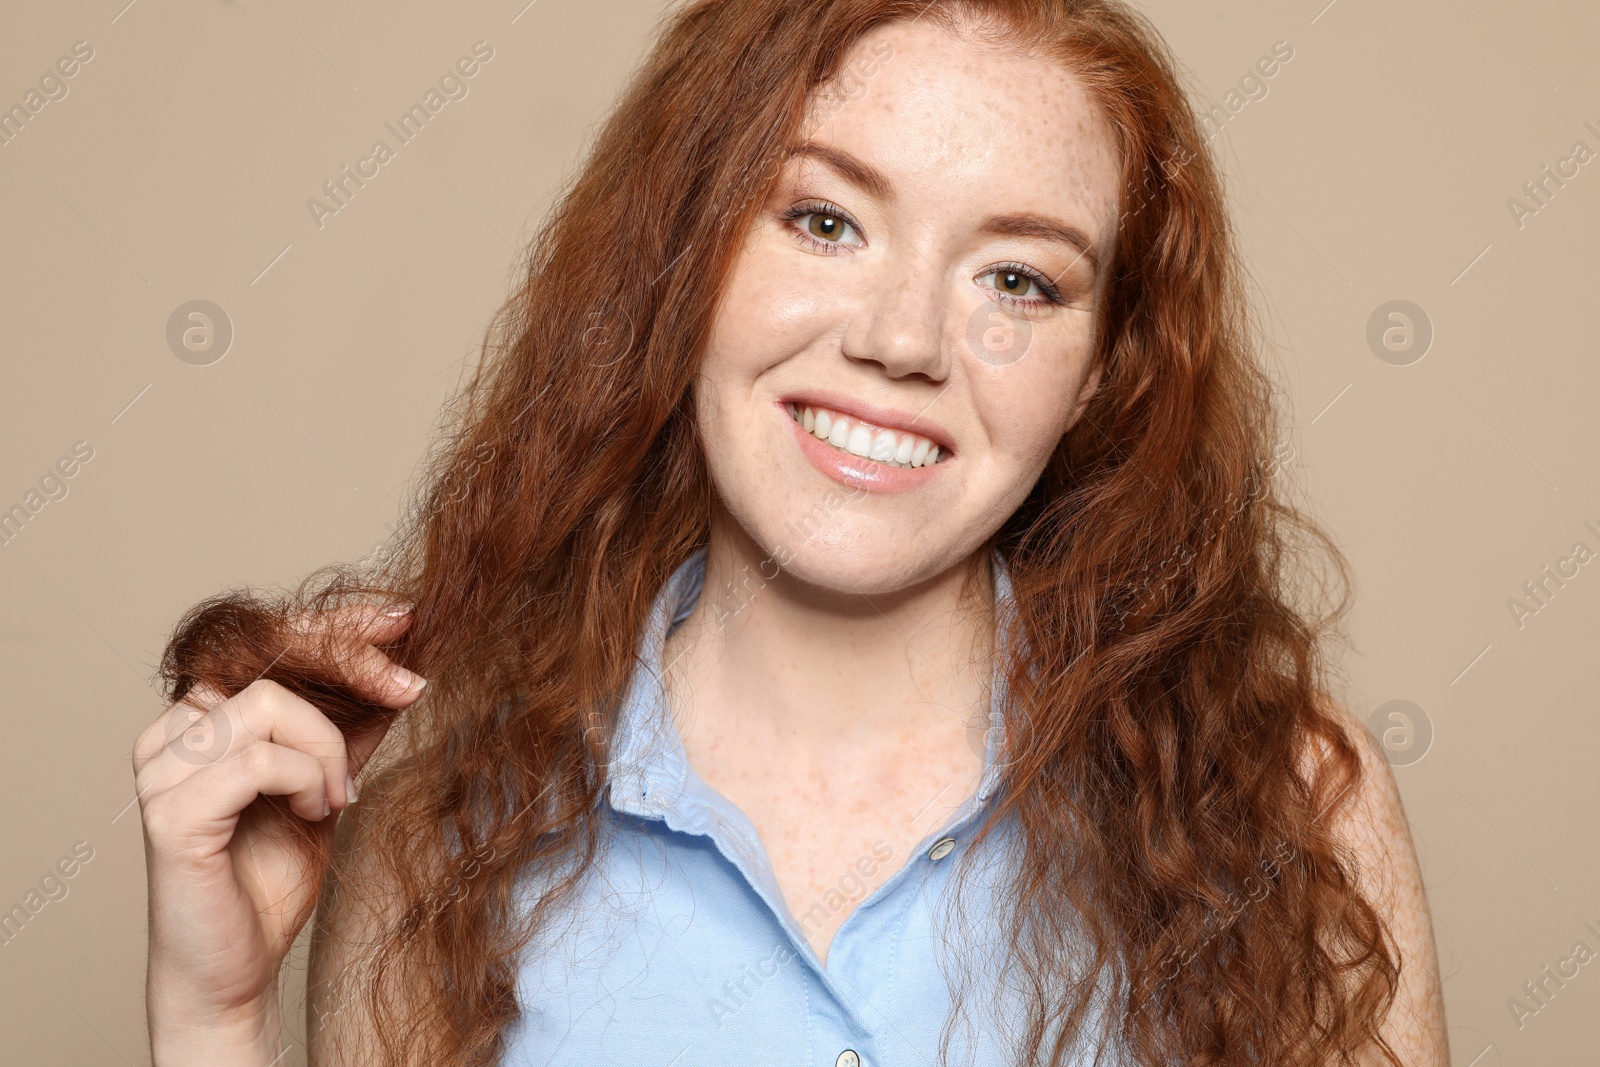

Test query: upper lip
[779,389,957,455]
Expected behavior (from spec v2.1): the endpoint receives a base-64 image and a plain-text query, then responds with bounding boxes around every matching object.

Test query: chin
[756,519,972,597]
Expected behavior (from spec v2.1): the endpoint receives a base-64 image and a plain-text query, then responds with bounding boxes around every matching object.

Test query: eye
[780,199,864,253]
[976,263,1063,308]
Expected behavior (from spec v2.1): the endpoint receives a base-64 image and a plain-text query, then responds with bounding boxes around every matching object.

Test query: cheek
[978,329,1096,468]
[699,237,835,389]
[691,259,799,482]
[995,391,1071,469]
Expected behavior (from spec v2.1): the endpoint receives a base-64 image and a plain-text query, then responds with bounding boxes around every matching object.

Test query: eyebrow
[784,141,1101,279]
[979,213,1099,279]
[786,141,895,202]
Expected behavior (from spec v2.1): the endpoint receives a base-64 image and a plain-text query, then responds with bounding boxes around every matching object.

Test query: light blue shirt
[503,547,1106,1066]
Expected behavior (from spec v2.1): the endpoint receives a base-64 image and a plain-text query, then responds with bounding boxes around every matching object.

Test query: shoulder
[1306,694,1450,1066]
[1306,695,1407,859]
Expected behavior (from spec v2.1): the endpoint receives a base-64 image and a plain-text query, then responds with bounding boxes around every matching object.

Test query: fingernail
[323,796,331,818]
[382,604,413,617]
[392,665,426,692]
[345,773,360,805]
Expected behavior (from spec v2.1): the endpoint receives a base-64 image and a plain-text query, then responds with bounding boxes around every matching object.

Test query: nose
[839,243,951,382]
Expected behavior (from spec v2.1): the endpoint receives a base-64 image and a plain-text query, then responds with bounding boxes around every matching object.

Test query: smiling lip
[778,389,956,456]
[778,401,951,494]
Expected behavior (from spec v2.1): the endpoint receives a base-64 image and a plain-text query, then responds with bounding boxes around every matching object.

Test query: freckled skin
[696,21,1120,597]
[1307,700,1450,1065]
[668,16,1124,967]
[663,20,1447,1066]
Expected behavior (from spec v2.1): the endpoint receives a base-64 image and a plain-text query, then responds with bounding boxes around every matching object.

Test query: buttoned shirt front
[502,547,1107,1066]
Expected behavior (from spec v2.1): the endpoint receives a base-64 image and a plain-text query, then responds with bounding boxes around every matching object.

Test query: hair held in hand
[159,1,1402,1064]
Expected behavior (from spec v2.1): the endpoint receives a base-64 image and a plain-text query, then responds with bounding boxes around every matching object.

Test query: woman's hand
[134,604,426,1065]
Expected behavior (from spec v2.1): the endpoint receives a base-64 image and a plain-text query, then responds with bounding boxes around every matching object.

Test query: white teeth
[787,402,945,469]
[827,417,851,449]
[846,424,874,457]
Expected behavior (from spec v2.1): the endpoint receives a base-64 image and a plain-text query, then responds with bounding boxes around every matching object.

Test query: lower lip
[779,402,949,494]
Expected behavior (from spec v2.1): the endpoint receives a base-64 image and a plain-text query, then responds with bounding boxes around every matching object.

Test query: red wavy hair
[159,1,1402,1063]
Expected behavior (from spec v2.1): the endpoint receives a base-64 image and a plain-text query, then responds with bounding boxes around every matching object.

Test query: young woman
[134,1,1447,1064]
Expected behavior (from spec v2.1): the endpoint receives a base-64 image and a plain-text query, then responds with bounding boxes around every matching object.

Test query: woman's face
[694,17,1123,595]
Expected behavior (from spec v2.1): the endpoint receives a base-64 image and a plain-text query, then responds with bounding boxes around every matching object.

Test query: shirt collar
[605,546,1016,819]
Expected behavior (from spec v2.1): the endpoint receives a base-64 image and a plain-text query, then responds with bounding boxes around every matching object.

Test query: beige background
[0,0,1595,1063]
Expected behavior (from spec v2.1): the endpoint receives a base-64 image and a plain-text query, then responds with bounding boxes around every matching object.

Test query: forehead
[796,17,1124,244]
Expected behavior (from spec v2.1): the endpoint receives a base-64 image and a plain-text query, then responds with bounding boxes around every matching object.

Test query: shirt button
[835,1051,861,1067]
[928,837,956,861]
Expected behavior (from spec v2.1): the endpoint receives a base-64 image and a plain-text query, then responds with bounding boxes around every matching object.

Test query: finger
[141,680,356,810]
[322,640,427,710]
[150,738,335,843]
[344,600,416,645]
[279,602,423,706]
[306,600,416,646]
[229,679,354,809]
[133,680,231,770]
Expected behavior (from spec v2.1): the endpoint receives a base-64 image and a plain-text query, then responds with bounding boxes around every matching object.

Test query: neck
[663,515,998,758]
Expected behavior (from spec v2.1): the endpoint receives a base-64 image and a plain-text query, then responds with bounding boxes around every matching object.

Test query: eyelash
[779,199,860,257]
[985,261,1064,308]
[778,199,1066,308]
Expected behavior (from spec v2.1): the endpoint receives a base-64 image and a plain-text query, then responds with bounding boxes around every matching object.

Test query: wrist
[148,983,283,1066]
